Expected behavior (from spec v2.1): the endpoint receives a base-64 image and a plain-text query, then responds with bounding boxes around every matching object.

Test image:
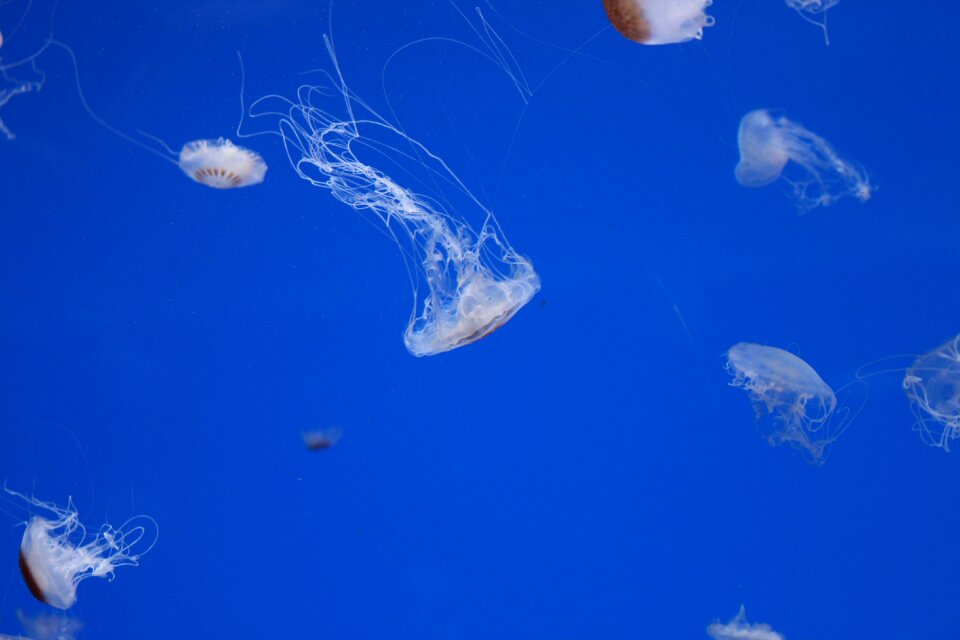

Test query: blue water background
[1,1,959,638]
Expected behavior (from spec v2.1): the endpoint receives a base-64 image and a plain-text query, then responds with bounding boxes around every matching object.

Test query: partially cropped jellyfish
[603,0,715,45]
[256,39,540,356]
[0,3,53,141]
[707,606,784,640]
[726,342,862,463]
[735,109,870,211]
[5,487,157,610]
[903,334,960,451]
[785,0,840,45]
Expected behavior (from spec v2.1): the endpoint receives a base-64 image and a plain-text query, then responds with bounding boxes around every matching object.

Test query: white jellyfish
[5,487,157,610]
[0,2,52,141]
[903,334,960,451]
[735,109,871,211]
[726,342,862,463]
[603,0,715,45]
[253,38,540,356]
[178,138,267,189]
[785,0,841,45]
[707,606,785,640]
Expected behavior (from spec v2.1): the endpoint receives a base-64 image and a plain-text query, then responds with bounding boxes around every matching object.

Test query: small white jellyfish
[178,138,267,189]
[726,342,861,463]
[707,606,784,640]
[603,0,715,45]
[302,426,342,451]
[903,334,960,451]
[5,488,157,610]
[257,38,540,356]
[785,0,841,45]
[735,109,870,211]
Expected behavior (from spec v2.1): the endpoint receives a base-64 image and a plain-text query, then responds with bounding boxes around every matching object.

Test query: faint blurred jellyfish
[256,39,540,356]
[16,609,82,640]
[603,0,715,44]
[726,342,861,463]
[735,109,871,211]
[302,426,342,451]
[903,334,960,451]
[707,606,784,640]
[785,0,840,45]
[5,487,157,610]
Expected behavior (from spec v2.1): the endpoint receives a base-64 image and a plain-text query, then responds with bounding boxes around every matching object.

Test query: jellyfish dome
[263,42,540,356]
[903,334,960,451]
[9,489,157,610]
[178,138,267,189]
[736,109,871,210]
[726,342,851,462]
[603,0,715,45]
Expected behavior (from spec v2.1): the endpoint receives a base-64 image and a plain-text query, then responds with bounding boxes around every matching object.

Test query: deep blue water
[1,1,959,638]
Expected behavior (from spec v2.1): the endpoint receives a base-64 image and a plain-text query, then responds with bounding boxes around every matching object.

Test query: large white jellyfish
[726,342,861,463]
[707,606,785,640]
[735,109,871,211]
[6,488,157,610]
[903,334,960,452]
[603,0,715,45]
[257,40,540,356]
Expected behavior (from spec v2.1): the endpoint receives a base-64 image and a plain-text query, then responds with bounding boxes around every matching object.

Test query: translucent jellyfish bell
[179,138,267,189]
[261,40,540,356]
[785,0,841,45]
[6,488,157,610]
[736,109,871,211]
[726,342,862,463]
[903,334,960,451]
[707,606,784,640]
[603,0,715,45]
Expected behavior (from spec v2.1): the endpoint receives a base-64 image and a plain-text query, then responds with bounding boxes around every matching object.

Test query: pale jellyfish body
[266,46,539,356]
[707,606,784,640]
[603,0,714,45]
[785,0,841,44]
[8,489,156,610]
[903,334,960,451]
[178,138,267,189]
[726,342,853,462]
[736,109,871,211]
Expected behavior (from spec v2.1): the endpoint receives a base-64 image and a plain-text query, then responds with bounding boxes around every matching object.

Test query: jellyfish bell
[4,487,157,610]
[785,0,840,45]
[603,0,715,45]
[735,109,871,211]
[903,334,960,451]
[302,426,343,451]
[725,342,863,463]
[178,138,267,189]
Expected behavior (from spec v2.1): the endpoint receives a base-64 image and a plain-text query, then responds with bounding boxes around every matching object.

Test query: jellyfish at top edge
[603,0,715,45]
[903,334,960,452]
[785,0,840,45]
[265,42,540,357]
[735,109,871,211]
[726,342,859,463]
[5,487,157,610]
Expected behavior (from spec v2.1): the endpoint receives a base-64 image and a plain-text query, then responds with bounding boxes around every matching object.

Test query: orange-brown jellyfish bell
[7,488,157,610]
[603,0,715,45]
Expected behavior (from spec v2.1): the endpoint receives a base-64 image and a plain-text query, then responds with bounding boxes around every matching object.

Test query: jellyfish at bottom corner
[735,109,871,211]
[603,0,715,45]
[726,342,857,462]
[6,488,157,610]
[903,334,960,451]
[265,43,540,357]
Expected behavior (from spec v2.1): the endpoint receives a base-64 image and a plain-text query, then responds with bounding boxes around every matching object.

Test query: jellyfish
[707,606,784,640]
[0,6,52,141]
[785,0,840,45]
[5,487,157,610]
[253,38,540,356]
[302,426,342,451]
[725,342,862,462]
[603,0,715,45]
[178,138,267,188]
[16,610,82,640]
[735,109,871,211]
[903,334,960,451]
